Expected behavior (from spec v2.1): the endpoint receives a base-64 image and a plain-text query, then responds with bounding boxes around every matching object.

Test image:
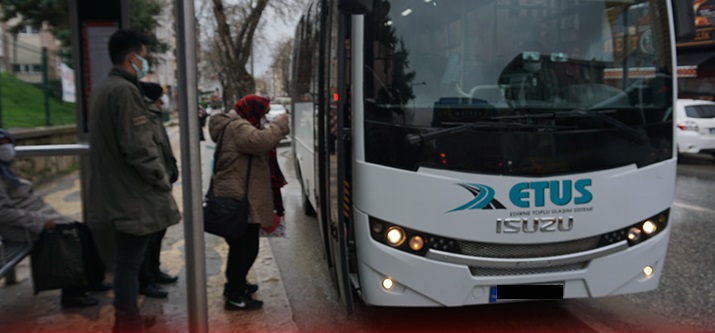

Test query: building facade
[677,0,715,99]
[0,16,61,84]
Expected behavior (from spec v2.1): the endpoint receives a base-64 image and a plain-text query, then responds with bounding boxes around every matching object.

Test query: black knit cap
[140,82,164,102]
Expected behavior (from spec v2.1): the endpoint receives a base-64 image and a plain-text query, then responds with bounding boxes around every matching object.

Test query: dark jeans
[139,229,167,287]
[113,231,152,332]
[225,224,260,298]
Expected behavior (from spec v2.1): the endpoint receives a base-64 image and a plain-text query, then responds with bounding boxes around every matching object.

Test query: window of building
[20,25,40,34]
[12,64,42,73]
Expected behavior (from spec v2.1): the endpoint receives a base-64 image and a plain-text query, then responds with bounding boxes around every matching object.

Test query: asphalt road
[270,148,715,333]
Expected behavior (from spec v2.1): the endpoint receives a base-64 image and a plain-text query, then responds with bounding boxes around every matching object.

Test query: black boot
[61,293,99,308]
[139,284,168,299]
[154,271,178,284]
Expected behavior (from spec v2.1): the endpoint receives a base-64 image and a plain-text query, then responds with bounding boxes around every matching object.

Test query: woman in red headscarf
[207,94,290,310]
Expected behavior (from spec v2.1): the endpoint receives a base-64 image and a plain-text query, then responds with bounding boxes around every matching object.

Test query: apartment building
[0,16,60,84]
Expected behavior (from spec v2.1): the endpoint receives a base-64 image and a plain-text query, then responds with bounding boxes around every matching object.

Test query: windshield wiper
[405,121,571,145]
[492,109,648,143]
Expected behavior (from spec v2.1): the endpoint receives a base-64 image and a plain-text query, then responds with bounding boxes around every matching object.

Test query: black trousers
[114,231,152,332]
[139,229,167,287]
[224,224,260,298]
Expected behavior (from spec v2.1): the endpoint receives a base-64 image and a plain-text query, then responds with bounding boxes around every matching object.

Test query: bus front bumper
[353,210,671,307]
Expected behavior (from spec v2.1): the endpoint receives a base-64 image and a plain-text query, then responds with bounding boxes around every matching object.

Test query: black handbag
[30,223,88,294]
[203,120,253,241]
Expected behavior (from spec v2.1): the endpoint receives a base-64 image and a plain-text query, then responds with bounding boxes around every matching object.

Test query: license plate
[489,284,564,302]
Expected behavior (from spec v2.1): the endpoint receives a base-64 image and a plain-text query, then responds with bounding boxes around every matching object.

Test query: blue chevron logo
[449,183,506,212]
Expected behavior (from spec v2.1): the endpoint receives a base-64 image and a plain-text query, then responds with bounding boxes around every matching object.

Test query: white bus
[290,0,694,310]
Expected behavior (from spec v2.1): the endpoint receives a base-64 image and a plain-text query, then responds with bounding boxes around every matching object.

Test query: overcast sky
[253,8,300,77]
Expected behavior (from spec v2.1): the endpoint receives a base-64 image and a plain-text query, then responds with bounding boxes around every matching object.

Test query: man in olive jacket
[88,29,180,333]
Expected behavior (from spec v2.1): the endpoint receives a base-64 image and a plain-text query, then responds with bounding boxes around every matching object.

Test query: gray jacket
[87,68,180,235]
[0,178,74,242]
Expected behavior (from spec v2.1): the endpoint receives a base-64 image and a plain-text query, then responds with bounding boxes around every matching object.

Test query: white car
[266,103,288,124]
[676,98,715,157]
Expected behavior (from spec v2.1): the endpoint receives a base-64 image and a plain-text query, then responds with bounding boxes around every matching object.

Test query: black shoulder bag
[203,121,253,241]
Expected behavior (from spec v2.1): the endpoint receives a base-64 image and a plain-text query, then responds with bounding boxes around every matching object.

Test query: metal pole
[175,0,209,332]
[0,69,3,128]
[68,0,93,248]
[42,47,51,126]
[121,0,130,29]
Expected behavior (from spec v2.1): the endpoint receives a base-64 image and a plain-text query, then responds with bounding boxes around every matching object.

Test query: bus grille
[469,262,588,277]
[457,235,601,259]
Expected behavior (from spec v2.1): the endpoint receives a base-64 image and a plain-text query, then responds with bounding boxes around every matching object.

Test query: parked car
[266,103,288,124]
[676,98,715,157]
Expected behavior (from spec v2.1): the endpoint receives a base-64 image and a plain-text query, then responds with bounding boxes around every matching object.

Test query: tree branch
[211,0,237,65]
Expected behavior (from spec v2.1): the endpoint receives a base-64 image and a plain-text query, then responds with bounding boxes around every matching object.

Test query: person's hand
[273,113,290,134]
[275,113,289,125]
[198,108,207,118]
[44,218,56,230]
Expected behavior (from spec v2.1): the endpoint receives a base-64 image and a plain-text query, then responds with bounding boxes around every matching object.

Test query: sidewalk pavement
[0,124,297,333]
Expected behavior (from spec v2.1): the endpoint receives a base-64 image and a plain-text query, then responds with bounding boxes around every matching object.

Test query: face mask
[0,143,16,162]
[260,117,269,128]
[132,53,150,79]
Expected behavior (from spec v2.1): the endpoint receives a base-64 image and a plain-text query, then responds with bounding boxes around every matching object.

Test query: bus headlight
[369,218,454,257]
[409,236,425,251]
[627,227,642,242]
[642,221,657,235]
[382,277,394,290]
[371,221,384,233]
[386,227,406,247]
[622,209,669,247]
[643,266,654,277]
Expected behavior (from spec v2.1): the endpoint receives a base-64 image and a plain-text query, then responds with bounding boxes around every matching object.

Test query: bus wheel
[303,190,317,216]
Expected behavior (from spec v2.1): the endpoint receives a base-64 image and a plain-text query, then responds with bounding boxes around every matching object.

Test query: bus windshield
[363,0,674,176]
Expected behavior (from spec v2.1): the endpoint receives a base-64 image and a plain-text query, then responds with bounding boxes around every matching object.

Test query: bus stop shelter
[14,1,209,332]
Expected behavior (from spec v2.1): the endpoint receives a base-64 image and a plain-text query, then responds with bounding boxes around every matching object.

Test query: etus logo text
[450,179,592,212]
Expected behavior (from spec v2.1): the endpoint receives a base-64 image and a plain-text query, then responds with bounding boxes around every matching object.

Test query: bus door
[325,3,354,312]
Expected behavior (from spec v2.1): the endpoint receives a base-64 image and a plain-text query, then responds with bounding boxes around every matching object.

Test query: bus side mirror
[672,0,696,42]
[338,0,373,14]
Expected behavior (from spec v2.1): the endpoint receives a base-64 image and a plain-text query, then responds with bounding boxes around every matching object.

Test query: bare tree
[210,0,304,105]
[270,37,293,97]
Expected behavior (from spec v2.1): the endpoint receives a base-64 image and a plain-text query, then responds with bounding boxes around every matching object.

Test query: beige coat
[208,112,289,228]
